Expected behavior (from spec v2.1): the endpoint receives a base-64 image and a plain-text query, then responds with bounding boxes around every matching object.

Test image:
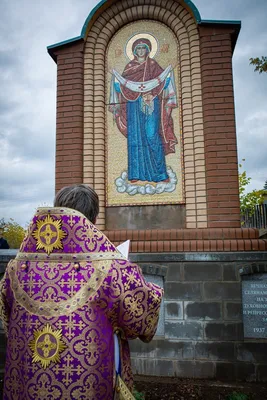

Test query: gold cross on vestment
[21,270,42,297]
[58,270,86,297]
[40,224,57,245]
[53,354,84,385]
[37,334,57,357]
[55,315,86,340]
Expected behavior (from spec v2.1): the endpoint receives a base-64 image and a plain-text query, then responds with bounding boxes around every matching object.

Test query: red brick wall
[52,22,241,231]
[53,41,84,193]
[199,26,241,228]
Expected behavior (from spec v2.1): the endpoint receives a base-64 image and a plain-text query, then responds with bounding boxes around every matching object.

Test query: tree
[239,163,265,216]
[249,56,267,73]
[264,181,267,190]
[0,218,26,249]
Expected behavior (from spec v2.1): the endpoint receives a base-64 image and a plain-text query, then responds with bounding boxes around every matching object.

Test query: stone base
[129,251,267,382]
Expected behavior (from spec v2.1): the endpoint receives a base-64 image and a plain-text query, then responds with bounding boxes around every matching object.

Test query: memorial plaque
[242,273,267,338]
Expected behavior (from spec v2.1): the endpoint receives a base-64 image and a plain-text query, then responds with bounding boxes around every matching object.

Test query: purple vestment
[0,207,163,399]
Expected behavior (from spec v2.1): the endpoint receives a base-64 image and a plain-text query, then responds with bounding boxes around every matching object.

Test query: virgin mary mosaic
[106,22,184,206]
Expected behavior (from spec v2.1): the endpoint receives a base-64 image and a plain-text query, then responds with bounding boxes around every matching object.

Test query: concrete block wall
[130,253,267,381]
[2,251,267,381]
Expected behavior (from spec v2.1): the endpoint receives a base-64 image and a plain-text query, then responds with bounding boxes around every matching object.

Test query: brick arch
[83,0,207,230]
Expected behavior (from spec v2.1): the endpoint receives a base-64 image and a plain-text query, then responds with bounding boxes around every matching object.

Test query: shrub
[0,218,26,249]
[226,392,249,400]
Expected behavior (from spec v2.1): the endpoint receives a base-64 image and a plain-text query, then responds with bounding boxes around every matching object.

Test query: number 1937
[253,327,265,333]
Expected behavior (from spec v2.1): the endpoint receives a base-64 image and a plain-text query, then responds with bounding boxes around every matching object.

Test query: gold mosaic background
[106,21,184,206]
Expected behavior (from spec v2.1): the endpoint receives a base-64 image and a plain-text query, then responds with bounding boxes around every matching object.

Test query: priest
[0,184,163,399]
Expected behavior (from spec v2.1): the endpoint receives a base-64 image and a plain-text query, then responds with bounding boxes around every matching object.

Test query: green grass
[133,387,145,400]
[226,392,249,400]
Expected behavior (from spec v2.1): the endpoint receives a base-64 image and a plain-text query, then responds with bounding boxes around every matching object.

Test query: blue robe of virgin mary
[127,94,168,182]
[110,60,177,183]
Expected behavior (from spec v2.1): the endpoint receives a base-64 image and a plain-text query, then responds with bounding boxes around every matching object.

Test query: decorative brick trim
[140,264,168,277]
[239,263,267,276]
[117,239,267,253]
[104,228,259,241]
[103,228,267,252]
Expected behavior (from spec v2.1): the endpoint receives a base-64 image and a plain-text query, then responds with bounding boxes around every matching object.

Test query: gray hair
[54,184,99,223]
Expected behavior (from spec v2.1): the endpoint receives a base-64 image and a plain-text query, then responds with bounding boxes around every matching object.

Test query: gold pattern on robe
[124,292,145,320]
[32,215,67,255]
[148,286,162,310]
[28,373,62,399]
[143,311,160,338]
[0,275,9,336]
[53,354,84,386]
[29,324,66,368]
[8,259,113,317]
[16,251,125,262]
[114,375,135,400]
[122,269,142,290]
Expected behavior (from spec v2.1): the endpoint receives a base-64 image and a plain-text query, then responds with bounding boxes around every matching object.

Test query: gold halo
[125,33,158,60]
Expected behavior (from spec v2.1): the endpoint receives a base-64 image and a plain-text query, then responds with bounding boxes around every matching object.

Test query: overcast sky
[0,0,266,227]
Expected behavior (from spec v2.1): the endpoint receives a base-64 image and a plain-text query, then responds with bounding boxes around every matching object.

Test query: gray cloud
[194,0,267,190]
[0,51,20,69]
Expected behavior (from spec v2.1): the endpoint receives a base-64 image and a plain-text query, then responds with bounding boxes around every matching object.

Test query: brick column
[53,41,84,193]
[199,26,240,228]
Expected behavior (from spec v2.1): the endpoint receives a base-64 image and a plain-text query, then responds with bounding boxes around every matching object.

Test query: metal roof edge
[199,19,241,26]
[47,35,83,51]
[80,0,108,37]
